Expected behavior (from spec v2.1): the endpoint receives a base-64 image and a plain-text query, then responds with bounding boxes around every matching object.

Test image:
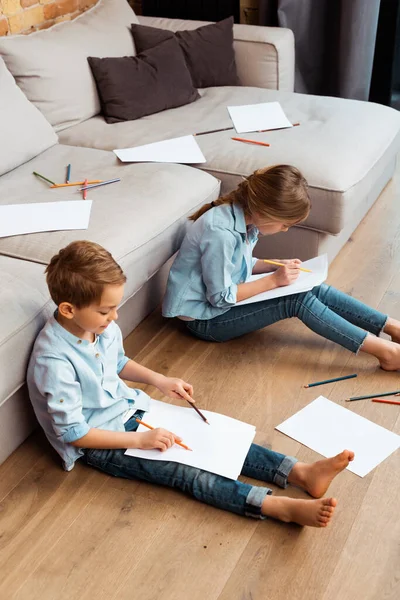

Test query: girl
[163,165,400,369]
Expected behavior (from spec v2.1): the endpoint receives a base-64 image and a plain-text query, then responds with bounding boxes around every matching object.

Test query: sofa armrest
[137,16,295,92]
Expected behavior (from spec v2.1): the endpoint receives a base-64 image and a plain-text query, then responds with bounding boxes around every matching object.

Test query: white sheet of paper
[236,254,328,306]
[227,101,293,133]
[276,396,400,477]
[0,200,92,238]
[114,135,206,164]
[125,399,256,480]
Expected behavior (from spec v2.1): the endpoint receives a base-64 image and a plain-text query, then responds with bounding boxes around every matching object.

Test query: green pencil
[345,390,400,402]
[33,171,56,186]
[304,373,357,388]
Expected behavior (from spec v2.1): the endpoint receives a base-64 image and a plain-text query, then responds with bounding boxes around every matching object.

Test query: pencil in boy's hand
[263,259,312,273]
[304,373,357,388]
[180,394,210,425]
[135,419,192,451]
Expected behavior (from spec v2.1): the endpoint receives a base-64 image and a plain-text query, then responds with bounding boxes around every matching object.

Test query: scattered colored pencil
[345,390,400,402]
[66,164,71,183]
[78,178,120,191]
[180,395,210,425]
[263,259,312,273]
[50,180,103,188]
[33,171,56,186]
[258,122,300,132]
[372,398,400,406]
[304,373,357,388]
[232,137,270,148]
[135,419,192,451]
[82,179,88,200]
[194,127,234,136]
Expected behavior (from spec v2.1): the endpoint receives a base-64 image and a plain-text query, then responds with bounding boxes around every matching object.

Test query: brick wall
[0,0,142,36]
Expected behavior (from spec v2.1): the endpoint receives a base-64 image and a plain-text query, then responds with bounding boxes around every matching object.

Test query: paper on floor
[227,101,293,133]
[114,135,206,164]
[125,399,256,480]
[0,200,92,238]
[236,254,328,306]
[276,396,400,477]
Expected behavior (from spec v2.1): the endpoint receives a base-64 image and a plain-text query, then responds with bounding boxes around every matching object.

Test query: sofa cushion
[0,58,57,177]
[0,0,138,132]
[58,86,400,236]
[131,17,239,88]
[88,37,199,124]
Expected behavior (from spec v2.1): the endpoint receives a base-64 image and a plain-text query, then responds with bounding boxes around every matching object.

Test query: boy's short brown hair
[46,241,126,308]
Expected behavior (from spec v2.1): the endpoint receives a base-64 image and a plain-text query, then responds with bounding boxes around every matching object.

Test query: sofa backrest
[0,0,139,132]
[0,57,58,177]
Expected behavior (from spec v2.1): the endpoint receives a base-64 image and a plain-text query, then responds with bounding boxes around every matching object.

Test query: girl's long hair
[189,165,310,224]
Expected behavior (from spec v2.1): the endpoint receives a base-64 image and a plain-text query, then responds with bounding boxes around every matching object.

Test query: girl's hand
[156,376,195,403]
[137,428,181,452]
[274,258,302,267]
[270,264,300,287]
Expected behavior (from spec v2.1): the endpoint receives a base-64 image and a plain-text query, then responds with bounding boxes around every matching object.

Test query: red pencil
[232,137,270,148]
[83,178,88,200]
[372,398,400,406]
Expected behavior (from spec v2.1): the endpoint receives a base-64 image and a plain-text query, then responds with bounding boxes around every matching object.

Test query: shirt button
[95,353,100,358]
[77,340,82,344]
[60,399,64,403]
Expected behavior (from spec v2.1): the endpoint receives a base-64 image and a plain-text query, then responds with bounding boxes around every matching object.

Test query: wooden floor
[1,172,400,600]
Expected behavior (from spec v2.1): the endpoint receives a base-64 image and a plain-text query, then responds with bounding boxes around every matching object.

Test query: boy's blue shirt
[162,203,259,320]
[27,314,150,471]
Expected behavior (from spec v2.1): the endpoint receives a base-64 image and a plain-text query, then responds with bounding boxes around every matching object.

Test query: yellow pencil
[263,259,312,273]
[135,419,192,451]
[50,180,103,188]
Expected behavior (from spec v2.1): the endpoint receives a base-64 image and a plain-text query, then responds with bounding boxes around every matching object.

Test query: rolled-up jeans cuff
[244,486,272,520]
[273,456,297,488]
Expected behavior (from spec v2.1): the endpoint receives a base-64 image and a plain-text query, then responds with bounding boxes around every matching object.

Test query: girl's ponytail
[189,189,239,221]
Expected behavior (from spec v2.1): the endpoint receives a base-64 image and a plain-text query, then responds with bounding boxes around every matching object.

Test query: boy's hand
[137,428,182,452]
[270,263,300,287]
[156,376,195,403]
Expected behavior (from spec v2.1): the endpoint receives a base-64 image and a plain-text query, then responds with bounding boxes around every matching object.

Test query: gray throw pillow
[131,17,239,88]
[88,37,200,124]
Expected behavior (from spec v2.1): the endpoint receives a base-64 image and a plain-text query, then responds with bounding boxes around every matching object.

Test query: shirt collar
[232,203,247,234]
[51,310,110,347]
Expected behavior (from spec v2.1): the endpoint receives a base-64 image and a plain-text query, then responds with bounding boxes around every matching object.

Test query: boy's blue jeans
[186,284,388,351]
[81,411,297,519]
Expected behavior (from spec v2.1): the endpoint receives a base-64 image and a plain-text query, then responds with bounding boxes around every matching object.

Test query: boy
[28,240,354,527]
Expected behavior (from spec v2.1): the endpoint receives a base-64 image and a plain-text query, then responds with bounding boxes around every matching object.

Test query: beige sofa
[0,0,399,464]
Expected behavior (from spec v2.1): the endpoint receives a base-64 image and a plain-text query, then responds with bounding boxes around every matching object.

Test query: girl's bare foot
[360,334,400,371]
[261,496,337,527]
[288,450,354,498]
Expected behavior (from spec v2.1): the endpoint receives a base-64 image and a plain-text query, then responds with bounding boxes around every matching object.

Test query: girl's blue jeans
[81,411,297,519]
[186,284,388,351]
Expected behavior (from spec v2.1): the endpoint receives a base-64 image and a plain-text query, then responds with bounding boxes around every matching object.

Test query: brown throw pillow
[131,17,239,88]
[88,37,199,124]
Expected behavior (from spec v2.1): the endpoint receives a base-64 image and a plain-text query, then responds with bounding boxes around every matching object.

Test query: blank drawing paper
[125,399,256,480]
[227,101,293,133]
[114,135,206,164]
[0,200,92,238]
[276,396,400,477]
[236,254,328,306]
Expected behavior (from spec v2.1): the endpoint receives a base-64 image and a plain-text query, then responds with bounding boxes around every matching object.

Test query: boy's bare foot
[383,317,400,345]
[262,496,337,527]
[288,450,354,498]
[361,335,400,371]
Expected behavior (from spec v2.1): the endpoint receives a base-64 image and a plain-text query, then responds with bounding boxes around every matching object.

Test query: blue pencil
[304,373,357,388]
[78,178,120,191]
[66,164,71,183]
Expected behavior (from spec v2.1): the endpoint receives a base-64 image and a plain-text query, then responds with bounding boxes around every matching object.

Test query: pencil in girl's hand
[135,419,192,451]
[66,164,71,183]
[180,395,210,424]
[304,373,357,388]
[232,137,270,148]
[263,259,312,273]
[82,179,88,200]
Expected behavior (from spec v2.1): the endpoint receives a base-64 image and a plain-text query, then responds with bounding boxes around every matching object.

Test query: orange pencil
[82,179,88,200]
[51,180,102,188]
[232,137,270,148]
[135,419,192,451]
[372,398,400,406]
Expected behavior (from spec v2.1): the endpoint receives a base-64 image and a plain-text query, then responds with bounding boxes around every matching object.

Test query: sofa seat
[59,86,400,259]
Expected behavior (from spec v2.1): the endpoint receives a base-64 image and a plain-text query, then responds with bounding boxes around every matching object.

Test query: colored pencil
[180,395,210,424]
[258,122,300,132]
[33,171,56,186]
[51,180,103,188]
[345,390,400,402]
[263,259,312,273]
[372,398,400,406]
[194,127,234,136]
[78,178,120,191]
[232,137,270,148]
[66,164,71,183]
[83,179,88,200]
[135,419,192,451]
[304,373,357,388]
